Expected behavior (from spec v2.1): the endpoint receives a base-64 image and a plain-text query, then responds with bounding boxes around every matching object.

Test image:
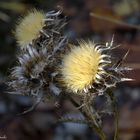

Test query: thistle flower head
[61,41,103,92]
[60,40,130,95]
[15,9,45,47]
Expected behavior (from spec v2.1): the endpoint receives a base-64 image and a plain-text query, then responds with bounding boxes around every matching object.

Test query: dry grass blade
[90,13,140,30]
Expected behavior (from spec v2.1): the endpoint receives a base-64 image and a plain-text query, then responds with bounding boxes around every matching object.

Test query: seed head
[15,9,45,47]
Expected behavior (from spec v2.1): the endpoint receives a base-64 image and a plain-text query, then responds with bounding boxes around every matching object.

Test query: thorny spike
[114,67,133,72]
[106,42,109,47]
[95,79,102,84]
[46,10,61,17]
[98,47,110,52]
[53,36,67,55]
[121,78,134,82]
[110,34,114,47]
[114,50,130,68]
[28,46,36,57]
[100,54,110,59]
[43,18,54,22]
[105,83,116,88]
[23,54,30,62]
[30,46,39,57]
[105,35,114,48]
[18,91,43,115]
[96,74,102,80]
[111,44,121,50]
[121,67,133,71]
[40,29,50,37]
[98,67,104,71]
[123,49,130,60]
[84,88,88,93]
[18,57,25,65]
[97,71,107,75]
[99,59,111,64]
[108,67,132,73]
[94,45,103,51]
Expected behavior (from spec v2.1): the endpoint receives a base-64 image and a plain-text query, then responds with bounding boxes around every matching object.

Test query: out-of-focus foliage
[113,0,139,16]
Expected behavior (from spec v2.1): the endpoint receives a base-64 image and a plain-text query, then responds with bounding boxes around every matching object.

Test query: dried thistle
[9,45,47,96]
[15,9,46,47]
[7,8,132,140]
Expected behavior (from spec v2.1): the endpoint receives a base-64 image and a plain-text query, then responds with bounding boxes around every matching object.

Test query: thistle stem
[69,96,107,140]
[108,90,119,140]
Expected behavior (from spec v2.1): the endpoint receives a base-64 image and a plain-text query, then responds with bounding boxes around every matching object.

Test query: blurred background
[0,0,140,140]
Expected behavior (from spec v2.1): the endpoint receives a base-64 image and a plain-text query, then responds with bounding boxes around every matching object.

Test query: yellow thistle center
[15,9,45,47]
[61,42,101,92]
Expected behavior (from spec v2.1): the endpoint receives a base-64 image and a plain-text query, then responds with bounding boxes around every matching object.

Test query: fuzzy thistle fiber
[61,41,101,92]
[15,9,45,47]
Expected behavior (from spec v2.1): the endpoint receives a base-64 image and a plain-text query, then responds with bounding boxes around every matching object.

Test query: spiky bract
[15,9,45,47]
[9,45,47,95]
